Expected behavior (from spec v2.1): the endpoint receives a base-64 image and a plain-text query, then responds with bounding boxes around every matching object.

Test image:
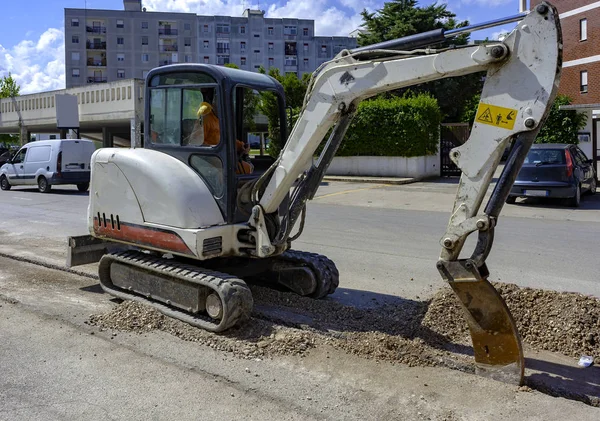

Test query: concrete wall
[0,79,144,134]
[325,152,440,179]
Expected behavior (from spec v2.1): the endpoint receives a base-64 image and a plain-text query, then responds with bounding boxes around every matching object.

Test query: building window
[303,28,309,36]
[216,24,230,34]
[117,69,125,79]
[142,70,149,78]
[71,52,80,61]
[116,19,124,29]
[184,37,191,47]
[142,36,148,45]
[204,56,209,63]
[321,45,327,52]
[254,34,260,38]
[240,26,246,34]
[269,57,274,66]
[72,68,80,78]
[142,53,149,62]
[203,24,209,33]
[268,27,274,35]
[184,23,191,31]
[285,56,297,66]
[117,53,125,62]
[581,70,588,93]
[284,26,297,35]
[72,35,79,44]
[241,57,246,65]
[580,19,588,41]
[304,43,309,52]
[185,55,192,63]
[303,58,309,69]
[204,40,209,48]
[142,21,148,29]
[71,18,79,27]
[240,41,246,51]
[253,49,260,53]
[117,37,124,45]
[268,42,274,51]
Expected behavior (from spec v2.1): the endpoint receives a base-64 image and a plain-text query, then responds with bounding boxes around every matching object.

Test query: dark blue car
[507,143,597,207]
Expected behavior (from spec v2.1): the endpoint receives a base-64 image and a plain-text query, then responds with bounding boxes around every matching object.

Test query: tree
[0,73,21,146]
[535,95,587,145]
[357,0,484,122]
[257,67,312,156]
[0,73,20,98]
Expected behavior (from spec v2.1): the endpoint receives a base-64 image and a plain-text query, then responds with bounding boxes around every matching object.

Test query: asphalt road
[0,180,599,306]
[1,180,600,419]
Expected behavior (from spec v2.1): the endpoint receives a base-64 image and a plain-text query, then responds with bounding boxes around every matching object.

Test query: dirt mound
[88,282,600,369]
[423,283,600,358]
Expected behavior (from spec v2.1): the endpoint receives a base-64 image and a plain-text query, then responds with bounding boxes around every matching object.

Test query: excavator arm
[249,2,562,384]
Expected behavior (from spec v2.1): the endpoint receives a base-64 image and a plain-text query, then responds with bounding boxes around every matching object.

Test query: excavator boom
[247,2,562,384]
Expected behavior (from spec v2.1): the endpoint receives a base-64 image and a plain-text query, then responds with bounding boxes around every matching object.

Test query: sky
[0,0,525,94]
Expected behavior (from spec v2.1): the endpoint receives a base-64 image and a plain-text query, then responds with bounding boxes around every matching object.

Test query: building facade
[531,0,600,162]
[64,0,357,89]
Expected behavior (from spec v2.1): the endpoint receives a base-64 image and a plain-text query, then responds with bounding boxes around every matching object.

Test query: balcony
[87,76,107,83]
[216,56,230,65]
[160,60,177,66]
[159,45,178,52]
[87,58,107,67]
[86,41,106,50]
[86,26,107,34]
[158,28,178,36]
[216,47,230,54]
[318,50,329,58]
[285,43,297,56]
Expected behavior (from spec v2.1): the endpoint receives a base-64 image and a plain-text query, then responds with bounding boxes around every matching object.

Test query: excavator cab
[144,64,287,222]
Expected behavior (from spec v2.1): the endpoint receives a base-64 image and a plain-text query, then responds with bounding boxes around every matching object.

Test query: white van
[0,139,96,193]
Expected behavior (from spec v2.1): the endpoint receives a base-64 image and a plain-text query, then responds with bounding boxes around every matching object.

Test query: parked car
[0,139,96,193]
[507,143,596,207]
[0,149,12,166]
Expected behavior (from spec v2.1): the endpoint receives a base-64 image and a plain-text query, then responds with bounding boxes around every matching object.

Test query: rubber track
[279,250,340,299]
[98,250,253,332]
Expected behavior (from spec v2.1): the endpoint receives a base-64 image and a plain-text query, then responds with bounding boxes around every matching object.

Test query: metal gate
[440,123,470,177]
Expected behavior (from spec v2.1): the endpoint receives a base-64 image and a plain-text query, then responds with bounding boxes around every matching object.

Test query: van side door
[8,147,28,185]
[24,145,52,185]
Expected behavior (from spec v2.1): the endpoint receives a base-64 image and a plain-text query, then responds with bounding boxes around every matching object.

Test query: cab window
[12,148,27,164]
[149,86,220,148]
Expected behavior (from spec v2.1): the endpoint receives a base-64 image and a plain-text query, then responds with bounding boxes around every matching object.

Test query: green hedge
[336,94,442,157]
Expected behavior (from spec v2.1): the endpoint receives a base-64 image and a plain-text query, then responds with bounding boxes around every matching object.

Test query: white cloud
[459,0,514,7]
[141,0,374,36]
[0,28,65,95]
[1,1,376,95]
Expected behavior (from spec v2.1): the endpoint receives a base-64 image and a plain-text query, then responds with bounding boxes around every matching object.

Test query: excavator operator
[193,98,254,175]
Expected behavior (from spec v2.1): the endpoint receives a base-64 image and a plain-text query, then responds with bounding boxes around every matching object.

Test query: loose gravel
[88,281,599,378]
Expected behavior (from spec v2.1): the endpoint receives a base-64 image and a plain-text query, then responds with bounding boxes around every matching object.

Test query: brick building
[531,0,599,162]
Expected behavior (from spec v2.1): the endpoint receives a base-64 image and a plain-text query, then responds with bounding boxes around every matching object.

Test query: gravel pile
[88,281,600,367]
[423,283,600,358]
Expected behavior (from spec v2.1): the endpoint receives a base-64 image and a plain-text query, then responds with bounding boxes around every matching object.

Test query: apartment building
[64,0,357,89]
[530,0,600,162]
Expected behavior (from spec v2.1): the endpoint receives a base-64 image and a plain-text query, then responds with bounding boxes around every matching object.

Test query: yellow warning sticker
[475,103,517,130]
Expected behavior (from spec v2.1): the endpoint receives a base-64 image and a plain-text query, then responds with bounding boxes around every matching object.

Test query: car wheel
[506,196,517,204]
[77,182,89,192]
[568,184,581,207]
[37,176,52,193]
[0,175,11,191]
[589,178,597,195]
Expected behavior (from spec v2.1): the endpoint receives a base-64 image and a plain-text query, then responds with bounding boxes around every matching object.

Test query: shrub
[335,94,442,157]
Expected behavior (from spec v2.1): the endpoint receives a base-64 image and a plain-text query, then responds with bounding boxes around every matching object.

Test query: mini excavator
[68,3,562,384]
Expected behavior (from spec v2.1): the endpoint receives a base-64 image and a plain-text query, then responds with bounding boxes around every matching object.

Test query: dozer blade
[438,260,524,385]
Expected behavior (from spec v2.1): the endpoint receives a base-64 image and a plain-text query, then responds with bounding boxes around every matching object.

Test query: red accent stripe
[94,218,194,255]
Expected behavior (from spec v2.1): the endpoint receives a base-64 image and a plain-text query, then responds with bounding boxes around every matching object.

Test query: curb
[322,175,437,185]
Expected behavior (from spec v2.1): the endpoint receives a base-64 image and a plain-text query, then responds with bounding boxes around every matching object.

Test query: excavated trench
[88,281,600,406]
